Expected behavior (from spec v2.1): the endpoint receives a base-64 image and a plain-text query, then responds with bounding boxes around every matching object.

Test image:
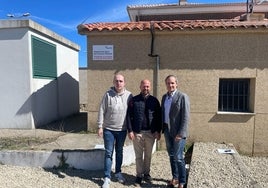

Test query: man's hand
[98,128,103,137]
[154,132,161,140]
[128,131,135,140]
[175,134,182,142]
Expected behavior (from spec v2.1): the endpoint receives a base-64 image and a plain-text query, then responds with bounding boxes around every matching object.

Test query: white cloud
[81,5,128,23]
[30,0,176,31]
[31,15,78,31]
[81,0,175,23]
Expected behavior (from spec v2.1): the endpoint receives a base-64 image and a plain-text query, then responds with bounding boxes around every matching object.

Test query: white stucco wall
[30,32,79,127]
[0,20,80,129]
[0,28,33,128]
[57,41,79,118]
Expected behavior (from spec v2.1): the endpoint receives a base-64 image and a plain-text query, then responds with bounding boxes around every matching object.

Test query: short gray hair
[165,75,178,84]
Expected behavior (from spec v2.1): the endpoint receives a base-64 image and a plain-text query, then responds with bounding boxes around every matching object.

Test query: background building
[127,1,268,21]
[0,19,80,129]
[78,1,268,156]
[79,68,88,112]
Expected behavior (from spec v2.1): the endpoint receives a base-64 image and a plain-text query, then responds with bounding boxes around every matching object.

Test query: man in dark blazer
[161,75,190,188]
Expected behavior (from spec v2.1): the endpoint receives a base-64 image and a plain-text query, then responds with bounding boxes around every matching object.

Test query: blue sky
[1,0,244,67]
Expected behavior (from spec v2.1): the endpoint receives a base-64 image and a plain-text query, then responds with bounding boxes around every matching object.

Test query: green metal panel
[32,35,57,79]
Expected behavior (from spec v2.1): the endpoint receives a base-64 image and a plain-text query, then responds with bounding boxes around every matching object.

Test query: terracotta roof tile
[77,20,268,33]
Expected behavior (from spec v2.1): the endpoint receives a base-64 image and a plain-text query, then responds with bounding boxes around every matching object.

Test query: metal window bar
[218,79,250,112]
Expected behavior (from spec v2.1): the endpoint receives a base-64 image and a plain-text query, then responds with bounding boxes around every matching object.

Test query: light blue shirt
[164,90,177,129]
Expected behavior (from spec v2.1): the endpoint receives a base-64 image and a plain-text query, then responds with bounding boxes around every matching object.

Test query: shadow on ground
[44,168,103,186]
[39,112,88,133]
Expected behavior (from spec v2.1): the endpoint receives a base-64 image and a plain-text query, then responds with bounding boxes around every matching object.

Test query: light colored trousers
[133,130,156,178]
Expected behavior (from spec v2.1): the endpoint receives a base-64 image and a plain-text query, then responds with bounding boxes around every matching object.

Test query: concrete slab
[0,129,135,170]
[0,145,135,170]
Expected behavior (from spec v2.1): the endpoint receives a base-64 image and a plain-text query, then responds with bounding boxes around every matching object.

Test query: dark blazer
[161,90,190,138]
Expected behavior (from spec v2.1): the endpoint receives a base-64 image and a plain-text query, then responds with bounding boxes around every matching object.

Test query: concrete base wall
[0,145,135,170]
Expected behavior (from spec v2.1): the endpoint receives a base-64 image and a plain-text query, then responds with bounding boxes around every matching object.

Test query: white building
[0,19,80,129]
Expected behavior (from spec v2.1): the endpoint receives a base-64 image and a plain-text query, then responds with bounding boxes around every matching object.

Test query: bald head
[140,79,151,96]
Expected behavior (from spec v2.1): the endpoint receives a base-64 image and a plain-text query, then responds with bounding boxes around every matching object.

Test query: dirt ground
[0,112,192,187]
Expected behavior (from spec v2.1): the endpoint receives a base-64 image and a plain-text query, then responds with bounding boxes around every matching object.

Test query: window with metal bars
[218,79,250,112]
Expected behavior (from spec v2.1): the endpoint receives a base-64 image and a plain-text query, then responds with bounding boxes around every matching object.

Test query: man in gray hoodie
[97,73,132,188]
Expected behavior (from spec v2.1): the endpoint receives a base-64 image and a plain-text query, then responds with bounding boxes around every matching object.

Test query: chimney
[179,0,187,5]
[240,12,265,21]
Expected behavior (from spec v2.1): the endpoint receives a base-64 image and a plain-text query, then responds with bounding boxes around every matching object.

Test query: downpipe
[148,22,160,99]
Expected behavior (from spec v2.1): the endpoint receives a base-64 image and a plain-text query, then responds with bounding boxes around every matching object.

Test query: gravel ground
[0,151,171,188]
[187,142,268,188]
[0,142,267,188]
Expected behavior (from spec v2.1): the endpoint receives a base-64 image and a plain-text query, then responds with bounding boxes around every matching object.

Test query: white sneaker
[102,177,110,188]
[115,172,125,184]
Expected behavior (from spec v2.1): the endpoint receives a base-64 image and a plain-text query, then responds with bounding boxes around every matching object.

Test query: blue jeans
[164,129,186,185]
[103,129,127,178]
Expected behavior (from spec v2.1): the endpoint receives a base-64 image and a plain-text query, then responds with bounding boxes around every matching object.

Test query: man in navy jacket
[127,79,161,186]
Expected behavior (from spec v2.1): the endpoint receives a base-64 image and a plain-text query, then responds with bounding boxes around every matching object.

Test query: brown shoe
[178,184,184,188]
[167,179,179,187]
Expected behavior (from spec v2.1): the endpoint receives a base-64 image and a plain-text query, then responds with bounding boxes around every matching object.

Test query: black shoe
[143,174,152,181]
[135,176,142,187]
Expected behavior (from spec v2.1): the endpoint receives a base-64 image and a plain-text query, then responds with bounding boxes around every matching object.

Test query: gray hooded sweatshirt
[97,87,132,131]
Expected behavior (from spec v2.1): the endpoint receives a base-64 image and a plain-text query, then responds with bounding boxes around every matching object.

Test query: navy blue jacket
[127,93,161,133]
